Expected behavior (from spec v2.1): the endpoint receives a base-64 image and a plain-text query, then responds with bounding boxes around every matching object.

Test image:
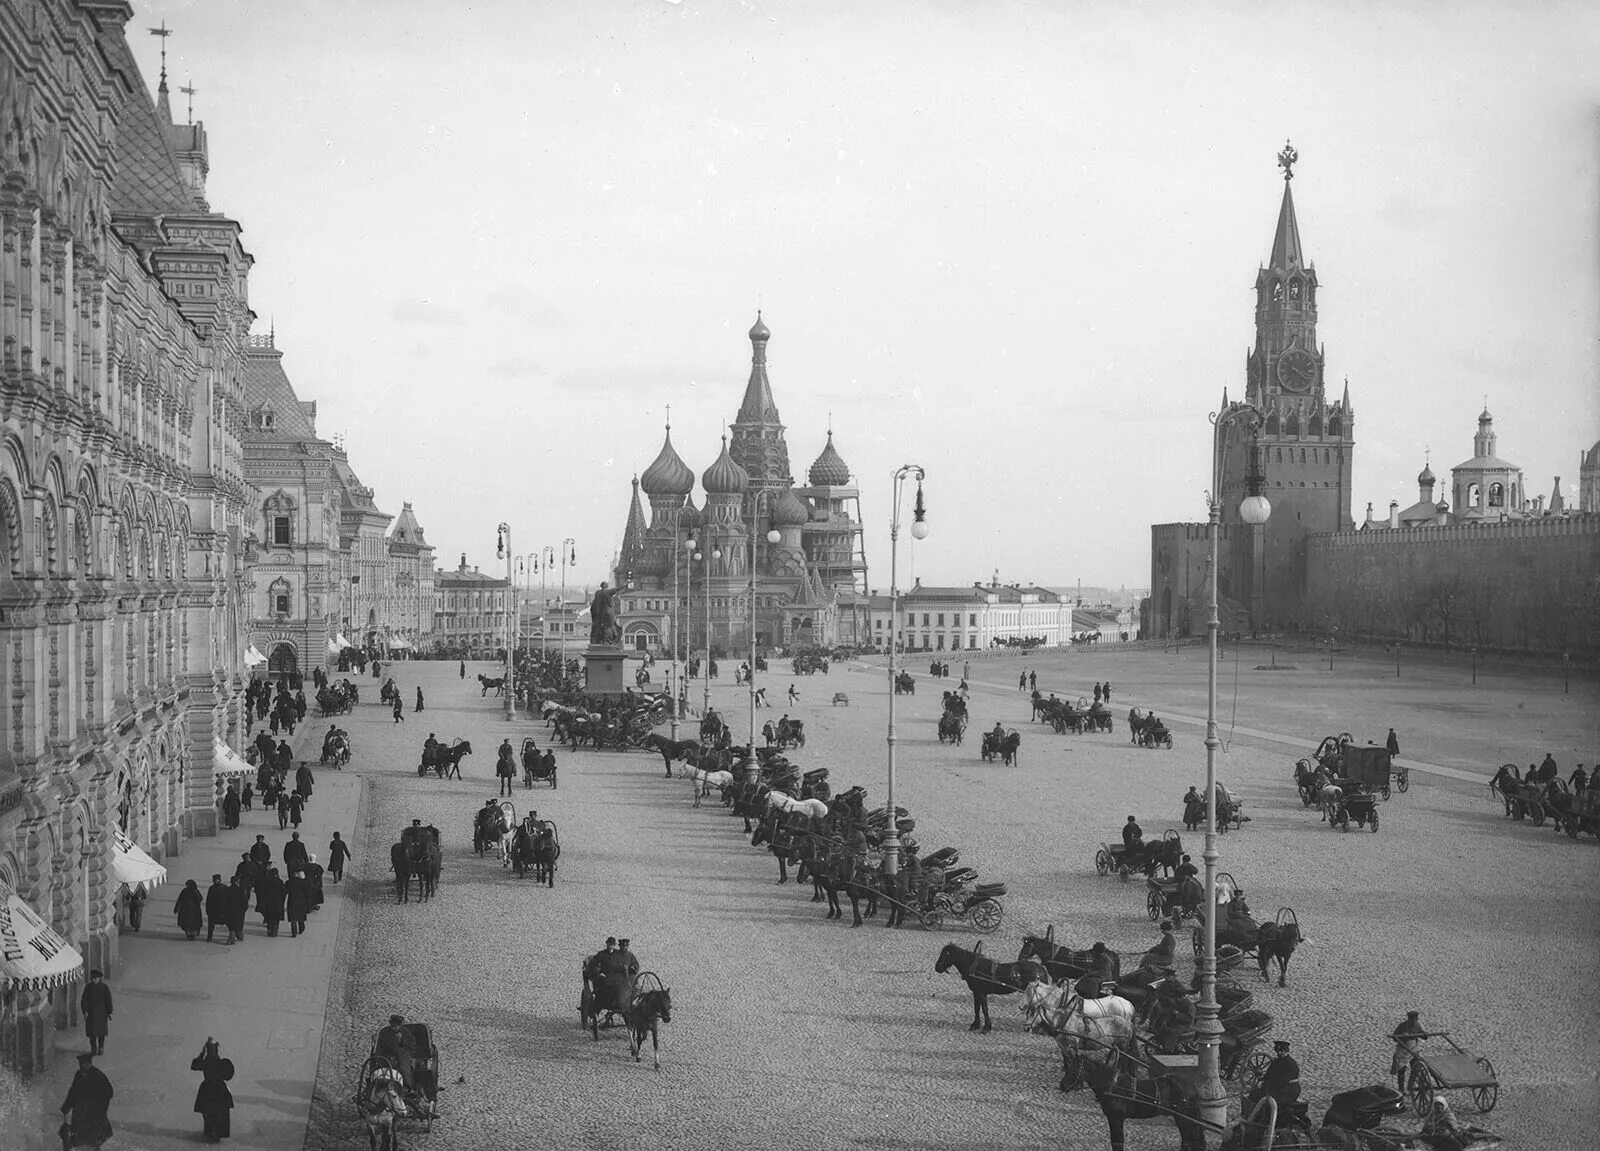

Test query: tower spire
[180,79,197,125]
[149,21,173,122]
[1269,141,1304,270]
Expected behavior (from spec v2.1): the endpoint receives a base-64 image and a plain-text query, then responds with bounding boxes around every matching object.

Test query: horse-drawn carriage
[1097,828,1183,881]
[510,817,559,885]
[980,728,1021,766]
[1329,787,1380,832]
[418,738,471,779]
[354,1020,439,1147]
[579,965,673,1069]
[1553,783,1600,839]
[1146,874,1207,924]
[1188,878,1305,986]
[473,800,515,861]
[1127,708,1173,748]
[773,717,806,749]
[877,856,1006,932]
[520,737,557,788]
[391,823,441,903]
[893,670,916,695]
[791,651,830,675]
[1312,734,1409,799]
[1211,782,1245,831]
[320,729,352,768]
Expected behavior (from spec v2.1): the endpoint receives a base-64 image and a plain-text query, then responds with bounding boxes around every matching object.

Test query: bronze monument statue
[589,581,620,646]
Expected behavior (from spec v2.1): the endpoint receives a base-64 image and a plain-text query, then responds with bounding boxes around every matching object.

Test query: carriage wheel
[1527,800,1546,827]
[1147,889,1163,921]
[1469,1058,1498,1111]
[1162,735,1173,749]
[1337,811,1349,832]
[1397,769,1410,794]
[1094,849,1112,877]
[1238,1050,1272,1093]
[1381,781,1392,800]
[1369,809,1379,833]
[1410,1063,1434,1115]
[970,898,1003,933]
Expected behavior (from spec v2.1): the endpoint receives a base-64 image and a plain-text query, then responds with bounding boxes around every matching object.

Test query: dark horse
[1254,919,1304,988]
[531,823,559,887]
[1076,1036,1210,1151]
[933,941,1047,1033]
[750,814,807,884]
[390,833,440,903]
[643,733,702,779]
[624,983,673,1071]
[800,841,878,926]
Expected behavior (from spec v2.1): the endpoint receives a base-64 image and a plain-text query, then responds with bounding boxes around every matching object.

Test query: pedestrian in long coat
[1385,728,1400,757]
[1103,682,1113,703]
[257,869,286,937]
[295,762,315,804]
[289,791,304,828]
[328,832,351,883]
[283,832,309,870]
[294,689,307,721]
[249,835,271,868]
[304,857,325,909]
[60,1052,114,1146]
[191,1038,235,1140]
[415,686,425,713]
[459,660,465,678]
[221,786,241,830]
[276,791,290,830]
[80,969,113,1053]
[125,883,147,931]
[175,880,205,941]
[276,741,293,775]
[392,696,405,723]
[225,876,250,944]
[285,872,312,937]
[205,875,229,943]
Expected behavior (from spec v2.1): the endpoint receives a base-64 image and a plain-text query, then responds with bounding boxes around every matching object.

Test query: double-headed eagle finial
[1277,139,1298,182]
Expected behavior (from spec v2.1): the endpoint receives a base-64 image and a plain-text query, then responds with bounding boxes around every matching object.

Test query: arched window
[1300,449,1306,464]
[1271,281,1284,302]
[1289,279,1302,301]
[1266,411,1280,436]
[1467,483,1482,509]
[1309,411,1323,437]
[264,490,296,546]
[1487,482,1504,507]
[1285,410,1301,437]
[269,576,292,617]
[1275,449,1283,464]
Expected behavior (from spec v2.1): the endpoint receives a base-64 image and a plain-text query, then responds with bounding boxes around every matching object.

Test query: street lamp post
[1563,651,1571,694]
[496,524,515,721]
[1395,642,1402,678]
[884,465,929,896]
[1198,403,1271,1129]
[694,542,721,716]
[1471,645,1479,685]
[538,547,555,659]
[747,491,782,750]
[559,539,575,669]
[682,537,696,722]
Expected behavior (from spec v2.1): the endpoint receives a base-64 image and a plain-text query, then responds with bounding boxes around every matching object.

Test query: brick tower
[1224,143,1356,627]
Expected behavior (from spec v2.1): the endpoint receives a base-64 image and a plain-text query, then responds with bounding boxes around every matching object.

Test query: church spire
[737,311,781,425]
[729,310,793,493]
[1268,140,1304,271]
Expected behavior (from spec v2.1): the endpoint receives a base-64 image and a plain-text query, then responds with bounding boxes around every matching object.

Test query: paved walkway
[31,710,366,1150]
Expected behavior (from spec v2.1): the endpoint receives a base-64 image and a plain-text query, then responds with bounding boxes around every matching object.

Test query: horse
[624,984,672,1070]
[1489,763,1521,817]
[359,1070,409,1151]
[434,739,472,779]
[474,802,514,862]
[805,843,878,925]
[933,941,1047,1032]
[689,766,733,808]
[477,674,506,697]
[1254,919,1304,988]
[751,813,810,884]
[531,822,559,887]
[1318,783,1344,823]
[1076,1036,1210,1151]
[1019,979,1139,1090]
[644,733,702,779]
[389,842,413,904]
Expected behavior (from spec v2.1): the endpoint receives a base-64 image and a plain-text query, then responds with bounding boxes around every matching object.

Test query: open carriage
[1098,828,1182,881]
[878,851,1006,932]
[1401,1030,1498,1117]
[521,737,557,788]
[354,1021,439,1146]
[1331,787,1381,832]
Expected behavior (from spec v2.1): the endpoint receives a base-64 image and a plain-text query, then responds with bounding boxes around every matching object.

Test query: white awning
[0,880,84,993]
[243,645,267,667]
[327,639,342,655]
[110,827,167,890]
[213,740,250,778]
[336,634,354,649]
[389,637,412,650]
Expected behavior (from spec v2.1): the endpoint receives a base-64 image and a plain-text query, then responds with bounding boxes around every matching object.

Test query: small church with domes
[611,316,871,657]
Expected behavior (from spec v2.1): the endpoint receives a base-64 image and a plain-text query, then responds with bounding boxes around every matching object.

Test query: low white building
[892,580,1075,652]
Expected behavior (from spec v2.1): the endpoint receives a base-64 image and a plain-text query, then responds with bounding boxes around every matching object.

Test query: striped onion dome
[639,426,695,496]
[774,487,810,526]
[807,431,851,487]
[701,436,749,495]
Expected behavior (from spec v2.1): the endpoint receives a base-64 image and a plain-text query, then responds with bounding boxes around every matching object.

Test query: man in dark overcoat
[60,1052,114,1147]
[205,874,230,943]
[257,868,286,937]
[221,785,241,830]
[249,835,271,868]
[191,1038,235,1140]
[225,875,250,944]
[283,832,309,871]
[295,761,315,804]
[285,871,312,937]
[80,970,113,1054]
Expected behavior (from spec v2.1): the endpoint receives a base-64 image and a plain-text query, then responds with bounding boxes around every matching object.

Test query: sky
[129,0,1600,591]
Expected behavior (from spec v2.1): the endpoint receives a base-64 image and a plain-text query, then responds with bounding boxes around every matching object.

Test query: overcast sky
[132,0,1599,591]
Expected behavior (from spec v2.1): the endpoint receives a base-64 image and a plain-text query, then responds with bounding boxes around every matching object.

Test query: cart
[880,871,1005,932]
[1146,874,1206,923]
[1332,788,1381,832]
[1096,841,1144,881]
[354,1021,439,1139]
[1403,1031,1498,1116]
[1343,746,1401,800]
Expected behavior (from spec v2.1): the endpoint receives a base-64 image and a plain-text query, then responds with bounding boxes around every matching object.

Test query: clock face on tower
[1276,349,1318,392]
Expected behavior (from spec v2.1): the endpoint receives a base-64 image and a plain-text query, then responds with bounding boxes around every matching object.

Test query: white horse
[1021,980,1139,1090]
[688,767,733,807]
[361,1068,410,1151]
[494,800,516,867]
[1319,783,1344,823]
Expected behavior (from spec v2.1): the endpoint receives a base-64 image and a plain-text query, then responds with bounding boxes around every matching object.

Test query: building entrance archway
[268,642,298,679]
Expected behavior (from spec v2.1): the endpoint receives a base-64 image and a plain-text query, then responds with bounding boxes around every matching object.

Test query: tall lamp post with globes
[495,523,515,721]
[1197,403,1271,1127]
[883,465,928,894]
[681,536,696,726]
[747,490,782,749]
[695,540,722,716]
[559,539,576,669]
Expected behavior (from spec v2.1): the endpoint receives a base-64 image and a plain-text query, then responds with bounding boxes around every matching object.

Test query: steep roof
[389,502,429,547]
[1268,179,1304,271]
[735,312,782,425]
[242,346,321,442]
[99,29,194,217]
[617,477,648,579]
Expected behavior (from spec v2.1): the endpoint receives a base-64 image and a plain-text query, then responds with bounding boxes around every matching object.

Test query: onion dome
[639,426,695,496]
[1418,461,1435,486]
[701,436,749,495]
[749,312,770,342]
[774,487,810,527]
[807,431,851,487]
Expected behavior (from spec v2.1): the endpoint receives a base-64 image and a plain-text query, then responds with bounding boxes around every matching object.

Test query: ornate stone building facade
[614,316,870,657]
[383,502,435,652]
[433,555,509,656]
[0,1,256,1072]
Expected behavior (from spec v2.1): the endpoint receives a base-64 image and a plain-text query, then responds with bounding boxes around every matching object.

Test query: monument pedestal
[583,645,627,696]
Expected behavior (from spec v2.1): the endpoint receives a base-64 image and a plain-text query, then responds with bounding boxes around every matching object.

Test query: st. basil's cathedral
[612,315,870,655]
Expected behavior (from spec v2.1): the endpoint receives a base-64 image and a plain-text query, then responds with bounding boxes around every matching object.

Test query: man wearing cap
[586,938,626,1025]
[1249,1039,1302,1117]
[80,969,113,1055]
[616,938,639,980]
[1391,1010,1426,1093]
[60,1051,114,1147]
[1174,854,1199,883]
[376,1014,416,1089]
[1140,921,1177,972]
[205,874,230,943]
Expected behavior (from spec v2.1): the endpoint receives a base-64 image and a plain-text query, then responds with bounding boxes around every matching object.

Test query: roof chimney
[1388,500,1399,530]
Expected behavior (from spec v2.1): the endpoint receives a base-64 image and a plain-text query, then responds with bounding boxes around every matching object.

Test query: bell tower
[1222,143,1355,628]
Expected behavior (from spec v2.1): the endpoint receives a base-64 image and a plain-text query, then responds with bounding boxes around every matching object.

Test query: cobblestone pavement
[307,655,1598,1151]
